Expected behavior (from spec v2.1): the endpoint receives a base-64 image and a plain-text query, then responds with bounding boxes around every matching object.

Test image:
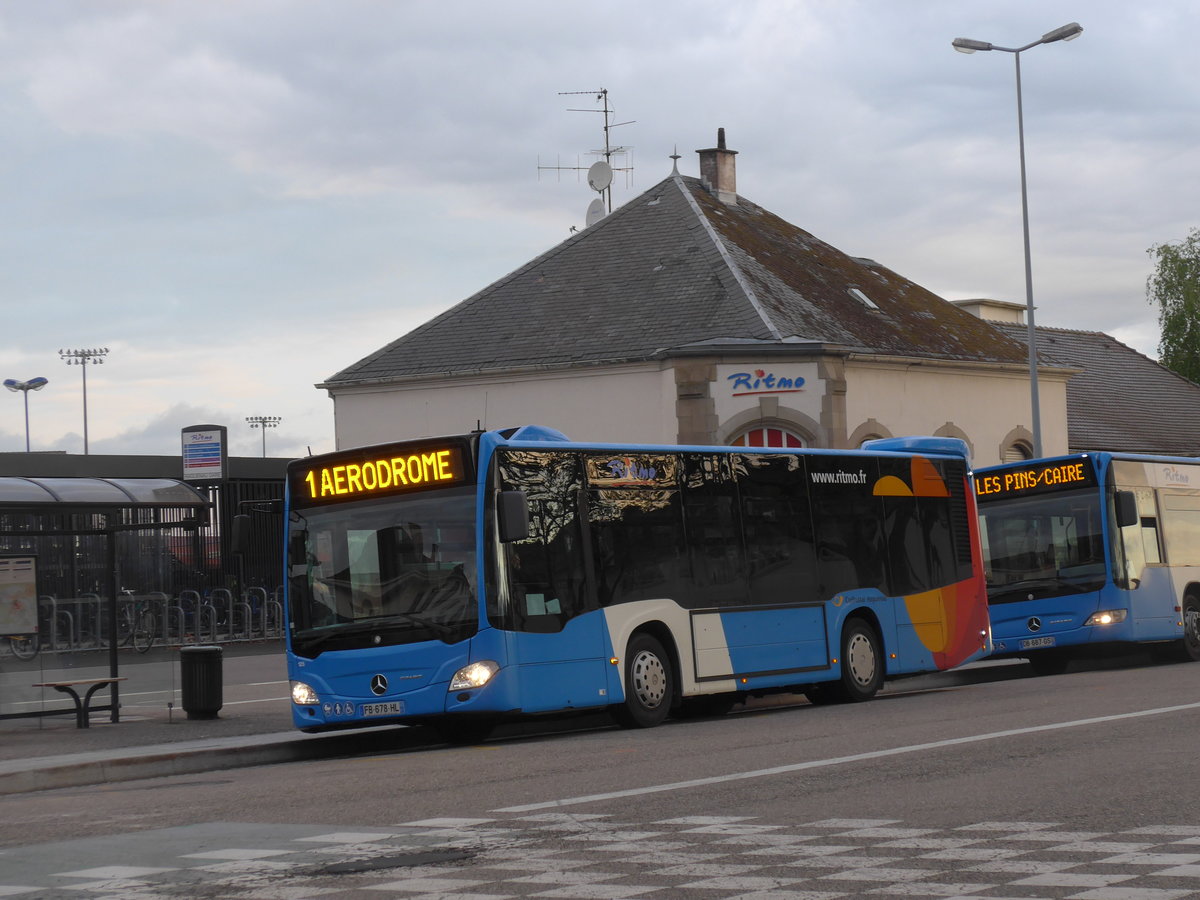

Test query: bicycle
[117,596,156,654]
[2,633,39,659]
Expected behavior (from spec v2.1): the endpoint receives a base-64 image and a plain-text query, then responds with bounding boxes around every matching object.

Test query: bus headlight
[1084,609,1128,627]
[291,680,320,705]
[449,660,499,691]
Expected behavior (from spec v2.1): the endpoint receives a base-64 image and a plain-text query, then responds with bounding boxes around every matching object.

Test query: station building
[321,130,1196,466]
[965,300,1200,457]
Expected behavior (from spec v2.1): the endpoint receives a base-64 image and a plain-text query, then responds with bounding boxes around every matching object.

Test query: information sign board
[0,555,37,636]
[182,424,228,484]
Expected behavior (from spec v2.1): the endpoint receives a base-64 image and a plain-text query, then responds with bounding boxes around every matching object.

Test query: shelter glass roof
[0,477,209,509]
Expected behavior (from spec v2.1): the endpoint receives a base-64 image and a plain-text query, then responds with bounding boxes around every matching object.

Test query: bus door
[1148,491,1200,638]
[496,450,610,713]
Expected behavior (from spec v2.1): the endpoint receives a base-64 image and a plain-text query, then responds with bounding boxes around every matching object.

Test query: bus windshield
[287,485,478,656]
[978,487,1107,604]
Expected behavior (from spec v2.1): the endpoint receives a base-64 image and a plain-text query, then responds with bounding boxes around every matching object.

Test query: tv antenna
[538,87,634,226]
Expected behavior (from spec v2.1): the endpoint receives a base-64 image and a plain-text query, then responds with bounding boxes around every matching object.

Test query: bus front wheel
[613,634,673,728]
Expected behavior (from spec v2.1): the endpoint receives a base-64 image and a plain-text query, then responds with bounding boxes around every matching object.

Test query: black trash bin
[180,645,223,720]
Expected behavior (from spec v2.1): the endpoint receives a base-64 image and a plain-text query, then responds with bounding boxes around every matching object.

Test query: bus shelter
[0,476,209,725]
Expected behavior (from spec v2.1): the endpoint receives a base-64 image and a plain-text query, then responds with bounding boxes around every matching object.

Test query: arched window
[731,427,806,448]
[1003,441,1033,462]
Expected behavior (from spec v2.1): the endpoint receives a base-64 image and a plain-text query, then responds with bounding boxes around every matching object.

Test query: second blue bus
[975,452,1200,674]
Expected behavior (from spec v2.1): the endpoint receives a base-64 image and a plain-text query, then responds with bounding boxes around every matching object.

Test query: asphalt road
[3,649,1200,897]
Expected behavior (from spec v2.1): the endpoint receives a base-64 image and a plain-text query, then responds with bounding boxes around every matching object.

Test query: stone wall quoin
[675,361,717,445]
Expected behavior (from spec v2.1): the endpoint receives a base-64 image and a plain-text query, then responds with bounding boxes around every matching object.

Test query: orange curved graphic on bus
[874,458,985,668]
[872,457,951,499]
[873,475,912,496]
[902,579,985,668]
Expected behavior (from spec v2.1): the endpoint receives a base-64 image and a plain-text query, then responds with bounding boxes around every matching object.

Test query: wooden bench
[32,677,127,728]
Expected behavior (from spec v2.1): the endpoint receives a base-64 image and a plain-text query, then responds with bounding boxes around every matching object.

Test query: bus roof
[978,450,1200,474]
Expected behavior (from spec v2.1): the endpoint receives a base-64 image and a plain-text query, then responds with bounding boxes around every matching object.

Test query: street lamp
[4,377,49,452]
[246,416,281,457]
[58,348,109,455]
[953,22,1082,459]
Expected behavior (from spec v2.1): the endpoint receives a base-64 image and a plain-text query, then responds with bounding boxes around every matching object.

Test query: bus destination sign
[290,442,471,505]
[975,457,1096,499]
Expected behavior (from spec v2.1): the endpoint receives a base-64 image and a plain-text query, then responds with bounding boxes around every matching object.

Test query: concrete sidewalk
[0,638,615,796]
[0,640,393,795]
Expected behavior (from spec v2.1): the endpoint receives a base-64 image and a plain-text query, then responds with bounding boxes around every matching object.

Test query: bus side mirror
[498,491,529,543]
[1115,490,1138,528]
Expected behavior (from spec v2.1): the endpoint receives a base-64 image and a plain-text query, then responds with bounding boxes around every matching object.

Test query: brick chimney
[696,128,738,205]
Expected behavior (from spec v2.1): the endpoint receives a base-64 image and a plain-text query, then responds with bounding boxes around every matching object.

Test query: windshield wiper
[293,620,378,652]
[372,612,454,638]
[987,575,1086,603]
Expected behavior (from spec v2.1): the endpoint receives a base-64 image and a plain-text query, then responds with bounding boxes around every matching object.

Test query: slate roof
[994,323,1200,456]
[321,173,1030,388]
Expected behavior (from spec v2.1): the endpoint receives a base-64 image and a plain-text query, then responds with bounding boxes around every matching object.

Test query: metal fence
[0,477,284,601]
[0,588,285,661]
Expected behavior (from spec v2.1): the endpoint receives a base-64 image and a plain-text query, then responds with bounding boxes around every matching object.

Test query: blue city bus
[284,425,991,742]
[975,452,1200,674]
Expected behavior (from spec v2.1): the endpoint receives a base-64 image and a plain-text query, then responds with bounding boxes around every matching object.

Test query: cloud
[2,0,1197,460]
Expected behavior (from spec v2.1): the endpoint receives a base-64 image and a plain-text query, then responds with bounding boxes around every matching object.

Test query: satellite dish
[585,198,606,227]
[587,161,613,192]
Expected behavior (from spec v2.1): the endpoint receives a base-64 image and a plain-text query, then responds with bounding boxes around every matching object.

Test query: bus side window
[494,448,588,632]
[506,497,588,632]
[681,454,747,607]
[735,454,818,606]
[588,489,686,607]
[807,457,885,597]
[1141,517,1162,564]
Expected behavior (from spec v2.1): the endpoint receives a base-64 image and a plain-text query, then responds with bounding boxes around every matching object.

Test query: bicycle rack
[233,599,253,640]
[78,593,102,649]
[176,590,201,643]
[209,588,235,641]
[18,587,286,657]
[197,602,218,644]
[243,587,268,637]
[38,596,69,652]
[142,592,170,646]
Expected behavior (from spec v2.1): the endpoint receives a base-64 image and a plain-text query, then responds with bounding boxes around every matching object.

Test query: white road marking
[495,701,1200,812]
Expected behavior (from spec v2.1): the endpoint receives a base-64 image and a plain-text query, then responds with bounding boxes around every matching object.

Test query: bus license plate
[1021,636,1056,650]
[361,701,402,717]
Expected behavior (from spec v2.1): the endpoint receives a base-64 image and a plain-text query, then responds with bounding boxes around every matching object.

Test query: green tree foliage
[1148,227,1200,384]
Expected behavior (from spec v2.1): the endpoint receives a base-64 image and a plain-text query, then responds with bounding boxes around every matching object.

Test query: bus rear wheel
[613,634,673,728]
[835,619,884,702]
[802,620,884,704]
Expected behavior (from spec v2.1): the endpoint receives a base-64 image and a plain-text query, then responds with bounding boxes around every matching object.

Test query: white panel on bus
[692,612,735,678]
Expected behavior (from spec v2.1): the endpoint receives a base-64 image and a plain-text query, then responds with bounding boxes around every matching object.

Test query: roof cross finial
[670,146,681,176]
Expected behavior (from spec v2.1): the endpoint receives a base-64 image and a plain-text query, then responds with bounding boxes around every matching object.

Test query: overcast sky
[1,1,1195,459]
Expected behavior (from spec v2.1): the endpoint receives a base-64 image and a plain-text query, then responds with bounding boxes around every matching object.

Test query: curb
[0,727,413,796]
